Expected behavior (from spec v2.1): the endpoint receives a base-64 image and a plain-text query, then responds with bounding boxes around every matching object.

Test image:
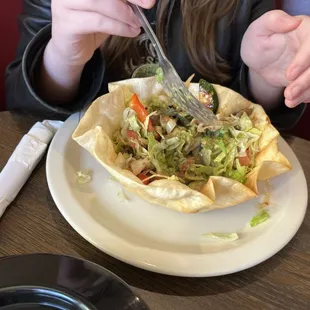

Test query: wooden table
[0,111,309,310]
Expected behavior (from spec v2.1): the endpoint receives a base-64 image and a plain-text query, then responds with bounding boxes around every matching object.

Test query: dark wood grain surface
[0,111,309,310]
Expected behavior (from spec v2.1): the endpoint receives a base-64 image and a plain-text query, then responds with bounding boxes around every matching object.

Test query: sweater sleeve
[5,0,105,117]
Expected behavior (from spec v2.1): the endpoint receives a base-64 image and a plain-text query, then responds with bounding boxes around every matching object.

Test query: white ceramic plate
[46,113,308,277]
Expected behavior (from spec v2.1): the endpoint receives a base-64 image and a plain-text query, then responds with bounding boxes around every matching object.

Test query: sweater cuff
[22,24,105,116]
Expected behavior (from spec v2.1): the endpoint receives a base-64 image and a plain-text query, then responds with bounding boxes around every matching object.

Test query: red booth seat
[0,1,22,111]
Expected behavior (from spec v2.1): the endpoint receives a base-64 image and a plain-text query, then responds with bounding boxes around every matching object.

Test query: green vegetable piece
[207,128,225,138]
[132,63,160,78]
[76,170,92,184]
[188,181,206,191]
[250,210,270,227]
[156,67,164,84]
[185,164,213,181]
[199,79,219,113]
[218,139,227,154]
[227,170,247,184]
[176,113,193,126]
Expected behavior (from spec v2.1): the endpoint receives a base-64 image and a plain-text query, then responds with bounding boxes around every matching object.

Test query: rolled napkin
[0,120,63,218]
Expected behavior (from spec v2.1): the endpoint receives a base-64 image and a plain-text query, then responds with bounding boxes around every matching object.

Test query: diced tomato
[129,94,148,123]
[126,129,139,140]
[146,176,165,184]
[150,115,160,126]
[176,171,185,178]
[162,115,170,123]
[137,173,150,185]
[239,149,251,167]
[180,158,195,172]
[147,121,155,132]
[127,130,139,149]
[129,94,154,132]
[148,126,160,140]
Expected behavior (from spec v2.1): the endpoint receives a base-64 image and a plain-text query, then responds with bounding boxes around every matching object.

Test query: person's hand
[49,0,155,67]
[241,10,310,108]
[285,15,310,107]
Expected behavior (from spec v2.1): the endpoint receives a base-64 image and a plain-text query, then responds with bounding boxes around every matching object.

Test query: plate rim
[46,113,308,277]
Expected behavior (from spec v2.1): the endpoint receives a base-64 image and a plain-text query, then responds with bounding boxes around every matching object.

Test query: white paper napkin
[0,120,63,218]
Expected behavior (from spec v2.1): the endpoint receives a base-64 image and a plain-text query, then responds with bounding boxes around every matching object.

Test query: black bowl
[0,254,150,310]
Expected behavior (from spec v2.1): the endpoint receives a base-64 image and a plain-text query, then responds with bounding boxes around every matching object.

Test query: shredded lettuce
[202,232,239,242]
[113,94,262,187]
[76,170,92,184]
[127,114,141,132]
[142,111,157,136]
[148,96,169,113]
[213,150,226,164]
[200,148,212,166]
[218,139,227,154]
[148,133,173,175]
[227,170,247,184]
[160,115,177,134]
[108,175,118,182]
[118,189,130,202]
[147,132,157,151]
[225,143,237,171]
[130,158,150,175]
[250,210,270,227]
[249,128,262,135]
[239,112,253,131]
[228,159,249,184]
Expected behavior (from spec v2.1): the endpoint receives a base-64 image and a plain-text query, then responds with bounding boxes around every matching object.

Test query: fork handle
[129,3,166,61]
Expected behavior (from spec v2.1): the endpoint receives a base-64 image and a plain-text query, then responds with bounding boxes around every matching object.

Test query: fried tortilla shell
[72,77,291,213]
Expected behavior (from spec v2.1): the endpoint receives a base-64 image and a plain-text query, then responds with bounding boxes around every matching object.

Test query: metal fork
[129,4,220,126]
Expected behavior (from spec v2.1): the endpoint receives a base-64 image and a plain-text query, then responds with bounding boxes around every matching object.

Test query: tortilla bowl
[72,77,291,213]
